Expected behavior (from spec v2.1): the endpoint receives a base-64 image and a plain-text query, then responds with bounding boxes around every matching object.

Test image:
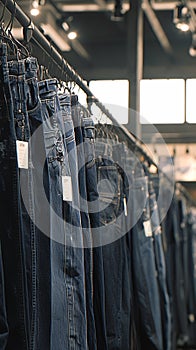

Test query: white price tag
[62,176,72,202]
[143,220,152,237]
[124,197,128,217]
[16,141,28,169]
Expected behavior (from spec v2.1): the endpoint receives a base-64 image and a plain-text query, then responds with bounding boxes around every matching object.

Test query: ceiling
[7,0,196,80]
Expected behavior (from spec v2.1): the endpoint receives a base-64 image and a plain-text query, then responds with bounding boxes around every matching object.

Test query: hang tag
[189,314,195,323]
[124,197,128,217]
[16,140,28,169]
[143,220,152,237]
[62,176,72,202]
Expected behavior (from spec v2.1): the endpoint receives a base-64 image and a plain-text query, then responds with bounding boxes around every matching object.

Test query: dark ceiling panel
[8,0,196,76]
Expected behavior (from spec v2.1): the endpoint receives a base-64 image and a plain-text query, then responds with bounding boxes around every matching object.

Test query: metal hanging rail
[1,0,196,206]
[0,0,156,165]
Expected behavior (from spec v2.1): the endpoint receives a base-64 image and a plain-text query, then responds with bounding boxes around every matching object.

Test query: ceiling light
[62,21,70,32]
[189,32,196,57]
[30,8,40,16]
[176,22,190,32]
[111,0,125,22]
[68,31,77,40]
[30,0,40,16]
[189,46,196,56]
[32,0,39,8]
[173,4,190,32]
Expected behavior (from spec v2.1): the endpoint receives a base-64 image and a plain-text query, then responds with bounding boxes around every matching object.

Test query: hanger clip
[23,21,34,43]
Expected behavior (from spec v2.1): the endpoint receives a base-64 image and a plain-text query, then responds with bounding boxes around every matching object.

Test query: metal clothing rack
[1,0,196,207]
[0,0,154,163]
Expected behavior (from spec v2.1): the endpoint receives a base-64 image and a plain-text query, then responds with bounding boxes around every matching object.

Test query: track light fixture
[30,0,40,16]
[111,0,124,22]
[30,0,45,17]
[173,4,190,32]
[189,32,196,56]
[59,16,77,40]
[68,31,77,40]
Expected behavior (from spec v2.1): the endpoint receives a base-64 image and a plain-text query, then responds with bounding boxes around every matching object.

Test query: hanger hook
[0,0,8,26]
[5,0,16,32]
[47,39,53,74]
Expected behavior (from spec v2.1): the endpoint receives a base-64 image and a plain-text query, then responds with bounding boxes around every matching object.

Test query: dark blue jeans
[8,57,39,350]
[162,193,188,348]
[95,140,129,350]
[186,209,196,345]
[39,79,70,349]
[131,175,163,350]
[187,210,196,315]
[149,180,172,350]
[112,142,138,350]
[0,244,8,349]
[71,98,97,350]
[172,196,189,346]
[26,57,51,350]
[178,197,189,318]
[39,80,67,348]
[0,44,30,350]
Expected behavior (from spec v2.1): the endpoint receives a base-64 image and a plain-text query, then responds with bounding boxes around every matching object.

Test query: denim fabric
[95,139,129,350]
[172,195,189,346]
[25,58,51,350]
[186,209,196,345]
[0,43,29,350]
[58,92,73,230]
[82,115,100,232]
[178,198,189,316]
[58,91,88,350]
[148,180,172,350]
[8,58,39,350]
[71,99,97,350]
[87,127,108,350]
[162,195,179,349]
[95,141,124,242]
[71,99,91,236]
[187,209,196,315]
[39,79,68,349]
[112,142,136,350]
[0,244,8,349]
[163,193,189,347]
[131,175,163,350]
[61,93,83,234]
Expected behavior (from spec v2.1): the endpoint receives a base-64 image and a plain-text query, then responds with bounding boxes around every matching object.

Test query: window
[140,79,185,124]
[89,80,129,124]
[186,79,196,123]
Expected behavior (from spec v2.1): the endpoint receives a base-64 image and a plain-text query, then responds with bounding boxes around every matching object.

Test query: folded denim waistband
[38,78,59,93]
[8,60,25,75]
[25,57,39,72]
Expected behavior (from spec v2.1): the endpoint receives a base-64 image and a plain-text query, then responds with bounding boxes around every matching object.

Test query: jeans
[112,142,137,349]
[187,210,196,315]
[72,99,97,350]
[39,78,68,349]
[0,44,30,350]
[95,140,129,350]
[163,194,188,347]
[186,209,196,345]
[58,90,88,349]
[131,175,163,350]
[172,196,189,345]
[0,244,8,349]
[149,180,172,350]
[178,198,189,319]
[26,58,51,350]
